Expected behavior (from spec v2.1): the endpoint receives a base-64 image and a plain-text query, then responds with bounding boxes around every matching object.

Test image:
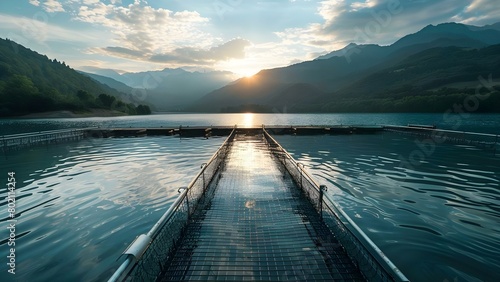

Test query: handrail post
[319,185,327,220]
[201,163,207,192]
[178,187,190,218]
[297,163,304,190]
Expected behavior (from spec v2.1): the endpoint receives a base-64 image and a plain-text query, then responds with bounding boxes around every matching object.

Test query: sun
[238,68,259,78]
[216,56,263,79]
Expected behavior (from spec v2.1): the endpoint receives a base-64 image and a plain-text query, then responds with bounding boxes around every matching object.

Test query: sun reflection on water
[243,113,254,128]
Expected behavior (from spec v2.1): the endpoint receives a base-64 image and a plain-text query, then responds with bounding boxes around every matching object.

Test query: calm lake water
[0,136,225,281]
[275,133,500,282]
[1,112,500,134]
[0,113,499,281]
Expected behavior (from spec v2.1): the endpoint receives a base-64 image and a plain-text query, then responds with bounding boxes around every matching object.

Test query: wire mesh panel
[157,134,365,281]
[108,130,235,282]
[1,128,90,153]
[384,125,499,153]
[263,129,408,282]
[131,201,190,281]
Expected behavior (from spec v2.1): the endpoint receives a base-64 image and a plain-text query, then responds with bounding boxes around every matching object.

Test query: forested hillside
[316,44,500,112]
[0,38,151,117]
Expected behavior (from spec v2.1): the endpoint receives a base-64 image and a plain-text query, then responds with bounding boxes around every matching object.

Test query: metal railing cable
[383,125,499,154]
[1,128,96,153]
[108,129,236,282]
[262,127,409,282]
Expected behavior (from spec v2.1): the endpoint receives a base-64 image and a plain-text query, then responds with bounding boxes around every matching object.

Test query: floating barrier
[383,125,499,154]
[1,128,94,153]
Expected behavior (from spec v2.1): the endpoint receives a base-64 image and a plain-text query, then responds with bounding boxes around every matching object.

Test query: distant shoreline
[12,109,129,119]
[5,110,500,119]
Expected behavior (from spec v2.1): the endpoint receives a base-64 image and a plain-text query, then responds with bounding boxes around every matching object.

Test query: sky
[0,0,499,77]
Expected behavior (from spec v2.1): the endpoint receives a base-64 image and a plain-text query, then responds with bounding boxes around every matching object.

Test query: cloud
[149,38,251,65]
[274,0,498,53]
[0,13,98,45]
[43,0,65,13]
[72,2,255,67]
[21,0,253,69]
[100,46,146,59]
[82,0,100,5]
[208,38,251,60]
[75,2,211,56]
[89,38,251,68]
[28,0,64,12]
[456,0,500,25]
[29,0,40,6]
[350,0,380,10]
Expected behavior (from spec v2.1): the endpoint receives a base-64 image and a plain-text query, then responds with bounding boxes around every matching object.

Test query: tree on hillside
[136,104,151,115]
[0,74,59,113]
[4,74,39,97]
[0,38,153,116]
[98,93,116,108]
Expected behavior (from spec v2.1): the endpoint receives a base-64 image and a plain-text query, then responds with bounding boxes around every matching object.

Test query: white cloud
[87,38,251,69]
[459,0,500,25]
[43,0,65,13]
[83,0,100,5]
[0,13,98,44]
[273,0,500,57]
[75,2,212,58]
[29,0,41,6]
[350,0,380,11]
[149,38,251,65]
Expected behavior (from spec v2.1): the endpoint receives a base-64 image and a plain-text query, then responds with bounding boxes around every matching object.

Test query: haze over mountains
[80,67,237,111]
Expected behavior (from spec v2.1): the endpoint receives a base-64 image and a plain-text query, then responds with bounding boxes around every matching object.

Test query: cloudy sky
[0,0,499,77]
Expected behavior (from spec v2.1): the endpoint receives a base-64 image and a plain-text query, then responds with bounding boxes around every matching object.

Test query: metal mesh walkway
[159,134,364,281]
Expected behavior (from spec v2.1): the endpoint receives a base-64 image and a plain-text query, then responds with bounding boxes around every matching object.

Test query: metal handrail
[382,124,499,138]
[2,128,95,154]
[146,130,235,240]
[263,128,409,282]
[108,128,236,282]
[1,127,97,139]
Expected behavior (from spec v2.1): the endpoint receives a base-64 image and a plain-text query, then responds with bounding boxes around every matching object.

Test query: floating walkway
[160,135,362,281]
[4,124,498,155]
[86,125,384,138]
[1,128,93,153]
[108,128,408,282]
[384,125,499,153]
[0,125,383,153]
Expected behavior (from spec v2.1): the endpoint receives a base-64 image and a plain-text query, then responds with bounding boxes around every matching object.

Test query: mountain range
[188,22,500,113]
[80,67,237,111]
[2,21,500,116]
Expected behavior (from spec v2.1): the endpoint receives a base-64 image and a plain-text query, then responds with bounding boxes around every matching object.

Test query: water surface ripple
[0,136,224,281]
[275,133,500,282]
